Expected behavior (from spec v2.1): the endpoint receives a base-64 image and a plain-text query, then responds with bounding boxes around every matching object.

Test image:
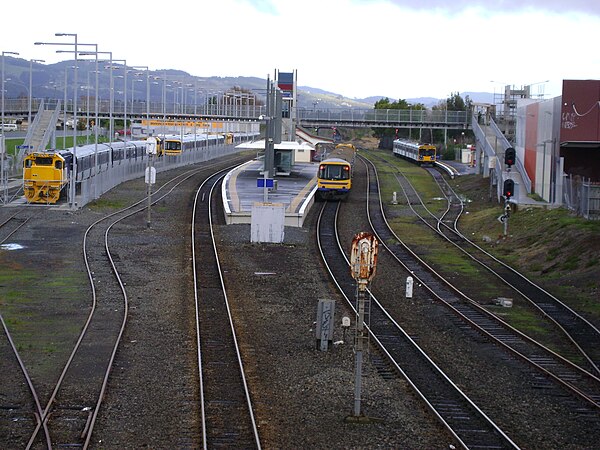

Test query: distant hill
[2,56,493,111]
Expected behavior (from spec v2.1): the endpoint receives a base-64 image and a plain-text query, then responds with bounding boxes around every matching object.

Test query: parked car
[1,123,18,132]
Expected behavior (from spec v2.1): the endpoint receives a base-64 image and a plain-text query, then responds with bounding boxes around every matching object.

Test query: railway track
[372,151,600,376]
[359,154,600,411]
[316,200,520,449]
[1,156,255,448]
[191,170,261,449]
[0,312,50,448]
[0,208,32,244]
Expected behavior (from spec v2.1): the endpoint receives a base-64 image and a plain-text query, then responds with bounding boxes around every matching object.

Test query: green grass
[3,134,111,156]
[367,148,600,360]
[363,149,448,216]
[363,150,508,299]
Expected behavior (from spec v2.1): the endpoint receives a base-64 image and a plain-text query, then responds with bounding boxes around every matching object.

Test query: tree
[372,98,425,140]
[446,91,466,111]
[429,92,474,146]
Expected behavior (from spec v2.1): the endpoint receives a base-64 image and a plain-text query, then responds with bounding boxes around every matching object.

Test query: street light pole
[1,50,20,205]
[55,33,79,206]
[35,33,80,208]
[29,59,45,129]
[109,59,127,140]
[84,52,115,143]
[132,66,150,136]
[60,44,100,199]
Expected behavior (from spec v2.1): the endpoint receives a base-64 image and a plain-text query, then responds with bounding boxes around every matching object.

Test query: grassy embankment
[363,147,599,360]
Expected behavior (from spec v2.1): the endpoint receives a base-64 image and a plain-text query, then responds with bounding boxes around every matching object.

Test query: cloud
[240,0,279,14]
[359,0,598,15]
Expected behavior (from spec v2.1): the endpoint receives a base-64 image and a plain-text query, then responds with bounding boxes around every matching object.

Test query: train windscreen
[34,157,54,166]
[319,164,350,180]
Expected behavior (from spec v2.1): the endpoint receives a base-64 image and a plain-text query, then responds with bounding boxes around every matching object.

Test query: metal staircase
[15,100,61,170]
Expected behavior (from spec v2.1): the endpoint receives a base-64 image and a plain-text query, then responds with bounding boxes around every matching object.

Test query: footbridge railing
[297,108,470,129]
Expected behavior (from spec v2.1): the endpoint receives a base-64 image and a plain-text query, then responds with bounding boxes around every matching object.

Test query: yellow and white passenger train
[316,143,356,200]
[392,139,437,165]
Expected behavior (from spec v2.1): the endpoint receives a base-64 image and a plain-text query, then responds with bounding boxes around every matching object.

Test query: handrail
[3,98,470,127]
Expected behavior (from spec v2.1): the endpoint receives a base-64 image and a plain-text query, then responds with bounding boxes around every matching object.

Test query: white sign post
[145,137,157,228]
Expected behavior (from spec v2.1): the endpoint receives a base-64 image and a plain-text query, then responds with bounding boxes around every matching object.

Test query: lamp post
[98,52,114,142]
[109,59,127,140]
[35,33,80,208]
[160,75,169,135]
[132,66,150,136]
[131,75,143,119]
[1,50,19,205]
[28,58,45,128]
[78,51,115,142]
[59,44,100,199]
[57,34,79,202]
[525,80,549,99]
[130,75,142,126]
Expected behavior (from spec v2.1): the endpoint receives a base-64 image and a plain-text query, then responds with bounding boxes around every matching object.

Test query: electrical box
[316,299,335,351]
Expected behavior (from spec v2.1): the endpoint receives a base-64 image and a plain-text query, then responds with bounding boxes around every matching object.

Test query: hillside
[2,56,491,112]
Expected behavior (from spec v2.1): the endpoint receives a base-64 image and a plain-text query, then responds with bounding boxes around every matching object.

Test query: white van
[1,123,18,132]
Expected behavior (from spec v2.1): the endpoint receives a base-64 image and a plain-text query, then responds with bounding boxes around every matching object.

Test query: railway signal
[503,179,514,199]
[348,232,378,420]
[504,147,516,167]
[501,180,514,237]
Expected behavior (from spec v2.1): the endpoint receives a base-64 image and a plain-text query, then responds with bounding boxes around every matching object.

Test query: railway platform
[222,159,319,227]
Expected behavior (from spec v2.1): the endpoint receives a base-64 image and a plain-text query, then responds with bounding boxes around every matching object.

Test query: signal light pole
[504,147,516,167]
[500,146,516,237]
[502,179,514,237]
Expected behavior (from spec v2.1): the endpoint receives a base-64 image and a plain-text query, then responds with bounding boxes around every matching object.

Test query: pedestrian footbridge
[297,109,469,129]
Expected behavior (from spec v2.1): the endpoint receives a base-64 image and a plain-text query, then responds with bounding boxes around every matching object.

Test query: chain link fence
[562,174,600,220]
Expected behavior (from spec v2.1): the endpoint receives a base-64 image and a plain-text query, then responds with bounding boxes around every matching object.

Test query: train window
[35,157,53,166]
[25,159,32,168]
[55,161,63,169]
[319,164,350,180]
[164,140,181,151]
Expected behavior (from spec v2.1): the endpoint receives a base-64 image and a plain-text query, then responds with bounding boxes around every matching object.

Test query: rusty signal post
[348,232,379,420]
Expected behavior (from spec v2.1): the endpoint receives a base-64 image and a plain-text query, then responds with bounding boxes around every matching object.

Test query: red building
[560,80,600,181]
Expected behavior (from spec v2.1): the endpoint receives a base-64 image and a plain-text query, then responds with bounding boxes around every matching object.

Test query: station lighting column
[1,50,20,205]
[35,33,79,208]
[28,58,45,128]
[132,66,150,136]
[55,43,101,199]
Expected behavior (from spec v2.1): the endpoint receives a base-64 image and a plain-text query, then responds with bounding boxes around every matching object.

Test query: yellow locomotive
[23,151,70,204]
[316,143,356,200]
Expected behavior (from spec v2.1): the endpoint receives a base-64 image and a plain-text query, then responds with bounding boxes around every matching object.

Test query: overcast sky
[2,0,597,101]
